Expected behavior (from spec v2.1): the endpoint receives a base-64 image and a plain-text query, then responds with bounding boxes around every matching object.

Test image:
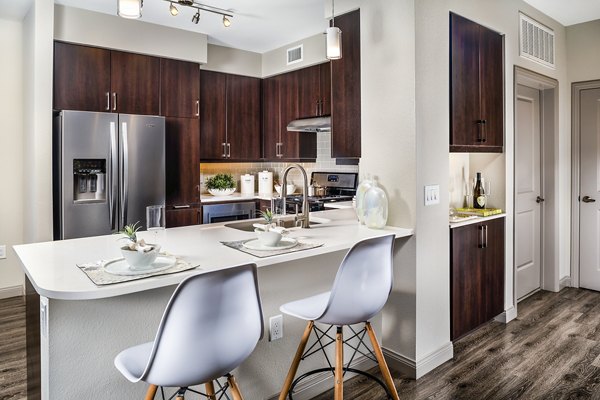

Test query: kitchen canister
[258,171,273,195]
[363,180,388,229]
[240,174,255,195]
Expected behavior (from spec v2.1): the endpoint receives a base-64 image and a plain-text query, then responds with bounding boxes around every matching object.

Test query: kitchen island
[15,208,413,399]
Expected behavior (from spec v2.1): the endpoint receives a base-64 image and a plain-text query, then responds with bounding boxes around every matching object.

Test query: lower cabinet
[451,217,504,340]
[166,207,202,228]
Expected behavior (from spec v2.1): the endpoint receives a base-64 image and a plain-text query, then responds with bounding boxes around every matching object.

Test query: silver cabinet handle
[106,92,110,111]
[222,143,227,158]
[195,100,200,117]
[173,204,191,209]
[109,121,118,230]
[484,225,488,248]
[316,100,320,116]
[112,92,117,111]
[582,195,596,203]
[227,143,231,158]
[121,122,129,227]
[478,225,485,249]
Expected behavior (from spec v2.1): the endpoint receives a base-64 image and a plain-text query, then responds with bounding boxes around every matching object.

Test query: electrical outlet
[0,245,6,259]
[269,314,283,341]
[424,185,440,206]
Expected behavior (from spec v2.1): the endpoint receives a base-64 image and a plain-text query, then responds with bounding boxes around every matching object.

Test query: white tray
[243,237,298,251]
[104,256,177,276]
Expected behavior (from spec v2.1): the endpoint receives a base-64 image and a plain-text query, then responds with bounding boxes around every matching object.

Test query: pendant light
[117,0,143,19]
[326,0,342,60]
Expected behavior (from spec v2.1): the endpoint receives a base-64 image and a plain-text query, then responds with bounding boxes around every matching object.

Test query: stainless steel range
[275,172,358,213]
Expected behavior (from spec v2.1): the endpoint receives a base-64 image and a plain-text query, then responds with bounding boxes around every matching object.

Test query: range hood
[286,116,331,133]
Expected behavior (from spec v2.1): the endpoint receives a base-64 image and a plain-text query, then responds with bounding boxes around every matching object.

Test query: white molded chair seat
[114,263,263,397]
[280,292,330,321]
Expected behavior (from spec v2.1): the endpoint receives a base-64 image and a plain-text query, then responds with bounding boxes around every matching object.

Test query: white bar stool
[278,235,399,400]
[114,263,264,400]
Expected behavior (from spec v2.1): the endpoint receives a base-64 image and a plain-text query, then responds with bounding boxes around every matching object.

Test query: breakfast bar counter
[15,208,413,399]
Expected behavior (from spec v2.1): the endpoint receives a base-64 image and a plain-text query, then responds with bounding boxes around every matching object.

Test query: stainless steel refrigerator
[53,110,165,240]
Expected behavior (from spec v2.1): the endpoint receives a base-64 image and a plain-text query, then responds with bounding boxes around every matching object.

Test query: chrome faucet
[281,164,310,228]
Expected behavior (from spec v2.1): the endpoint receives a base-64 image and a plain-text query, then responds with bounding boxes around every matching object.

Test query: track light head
[169,2,179,16]
[192,11,200,24]
[222,15,231,27]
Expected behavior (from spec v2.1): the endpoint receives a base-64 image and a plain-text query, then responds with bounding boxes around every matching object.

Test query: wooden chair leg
[144,385,158,400]
[335,327,344,400]
[205,381,217,400]
[365,322,400,400]
[227,374,244,400]
[279,321,315,400]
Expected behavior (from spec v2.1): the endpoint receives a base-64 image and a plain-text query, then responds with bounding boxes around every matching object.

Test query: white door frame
[571,80,600,288]
[513,67,560,308]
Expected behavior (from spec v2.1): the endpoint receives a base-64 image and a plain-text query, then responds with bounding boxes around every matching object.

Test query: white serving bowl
[254,229,282,247]
[208,188,236,197]
[275,184,296,195]
[121,244,161,269]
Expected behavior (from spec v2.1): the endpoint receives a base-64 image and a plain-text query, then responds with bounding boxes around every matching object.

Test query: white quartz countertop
[200,192,280,203]
[324,201,354,210]
[14,209,413,301]
[449,213,506,229]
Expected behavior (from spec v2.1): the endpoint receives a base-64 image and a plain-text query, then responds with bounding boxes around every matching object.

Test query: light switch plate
[0,245,6,259]
[424,185,440,206]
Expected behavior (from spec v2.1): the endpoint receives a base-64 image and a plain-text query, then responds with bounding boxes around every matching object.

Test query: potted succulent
[205,173,236,196]
[118,222,160,268]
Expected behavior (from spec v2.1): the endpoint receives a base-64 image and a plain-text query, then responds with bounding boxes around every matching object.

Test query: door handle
[227,143,231,158]
[222,143,227,158]
[112,93,117,111]
[478,225,485,249]
[582,196,596,203]
[121,122,129,227]
[106,92,111,111]
[195,100,200,117]
[109,122,118,230]
[536,196,545,203]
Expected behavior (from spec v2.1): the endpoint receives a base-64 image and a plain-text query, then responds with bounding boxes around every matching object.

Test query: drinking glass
[465,178,475,208]
[146,205,166,231]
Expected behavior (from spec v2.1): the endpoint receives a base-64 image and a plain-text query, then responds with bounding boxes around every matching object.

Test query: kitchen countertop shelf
[449,213,506,229]
[200,192,280,204]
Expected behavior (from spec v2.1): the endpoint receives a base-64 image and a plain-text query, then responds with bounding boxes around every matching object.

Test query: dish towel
[77,253,200,286]
[221,240,324,258]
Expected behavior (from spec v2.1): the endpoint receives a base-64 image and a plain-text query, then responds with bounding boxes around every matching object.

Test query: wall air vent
[519,13,555,69]
[287,44,303,65]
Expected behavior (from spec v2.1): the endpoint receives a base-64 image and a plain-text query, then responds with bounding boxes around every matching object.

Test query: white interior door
[515,84,542,300]
[579,88,600,291]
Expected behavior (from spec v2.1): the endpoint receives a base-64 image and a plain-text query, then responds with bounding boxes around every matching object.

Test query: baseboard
[0,285,24,299]
[494,306,518,324]
[559,276,571,291]
[266,355,377,400]
[383,342,454,379]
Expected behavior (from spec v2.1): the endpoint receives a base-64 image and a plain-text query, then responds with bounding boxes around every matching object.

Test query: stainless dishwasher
[202,201,256,224]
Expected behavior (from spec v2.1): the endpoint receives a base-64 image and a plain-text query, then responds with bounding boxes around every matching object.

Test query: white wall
[54,4,208,63]
[202,44,262,77]
[0,17,25,295]
[567,20,600,83]
[262,33,327,77]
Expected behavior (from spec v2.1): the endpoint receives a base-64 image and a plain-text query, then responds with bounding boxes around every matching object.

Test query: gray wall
[567,20,600,83]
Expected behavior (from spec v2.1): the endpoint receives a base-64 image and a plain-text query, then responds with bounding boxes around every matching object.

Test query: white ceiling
[522,0,600,26]
[0,0,33,20]
[54,0,327,53]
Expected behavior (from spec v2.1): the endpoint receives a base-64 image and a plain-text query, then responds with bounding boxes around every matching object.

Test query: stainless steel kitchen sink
[225,217,330,232]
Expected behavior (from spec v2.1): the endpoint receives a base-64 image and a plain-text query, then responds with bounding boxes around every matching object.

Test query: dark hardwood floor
[2,288,600,400]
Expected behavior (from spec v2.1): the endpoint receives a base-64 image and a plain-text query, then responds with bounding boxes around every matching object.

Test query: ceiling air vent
[519,13,555,69]
[287,44,303,65]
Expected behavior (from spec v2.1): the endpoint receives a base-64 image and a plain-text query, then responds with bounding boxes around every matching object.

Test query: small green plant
[205,173,236,190]
[259,209,274,224]
[118,222,141,243]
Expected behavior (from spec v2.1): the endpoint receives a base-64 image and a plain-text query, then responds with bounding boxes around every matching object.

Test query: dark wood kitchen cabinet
[450,13,503,152]
[199,70,261,161]
[297,63,331,118]
[53,42,111,112]
[451,217,505,340]
[166,207,202,228]
[110,51,160,115]
[165,117,200,208]
[160,58,200,118]
[331,9,361,159]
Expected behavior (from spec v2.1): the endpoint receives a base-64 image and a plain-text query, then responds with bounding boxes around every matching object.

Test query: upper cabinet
[199,70,261,161]
[331,9,361,159]
[450,13,504,152]
[160,58,200,119]
[53,42,160,116]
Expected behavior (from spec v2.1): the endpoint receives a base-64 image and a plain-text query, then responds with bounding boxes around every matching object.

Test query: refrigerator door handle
[121,122,129,227]
[109,122,118,230]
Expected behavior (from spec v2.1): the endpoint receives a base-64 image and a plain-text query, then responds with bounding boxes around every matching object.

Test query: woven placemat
[77,254,200,286]
[221,239,324,258]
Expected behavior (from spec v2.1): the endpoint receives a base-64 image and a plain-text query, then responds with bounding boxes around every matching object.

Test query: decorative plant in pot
[206,173,236,196]
[118,222,161,268]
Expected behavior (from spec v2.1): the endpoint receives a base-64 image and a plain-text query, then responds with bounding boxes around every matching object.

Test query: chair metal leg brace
[145,377,234,400]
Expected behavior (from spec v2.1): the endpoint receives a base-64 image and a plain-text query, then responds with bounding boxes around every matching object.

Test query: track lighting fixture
[169,2,179,16]
[222,15,231,27]
[157,0,233,27]
[192,11,200,24]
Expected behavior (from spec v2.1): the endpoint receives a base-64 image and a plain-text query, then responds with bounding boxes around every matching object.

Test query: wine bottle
[473,172,486,209]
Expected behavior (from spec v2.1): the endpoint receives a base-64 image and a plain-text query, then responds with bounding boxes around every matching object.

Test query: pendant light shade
[118,0,143,19]
[326,26,342,60]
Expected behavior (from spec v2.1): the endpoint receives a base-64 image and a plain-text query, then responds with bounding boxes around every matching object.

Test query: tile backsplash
[200,133,359,193]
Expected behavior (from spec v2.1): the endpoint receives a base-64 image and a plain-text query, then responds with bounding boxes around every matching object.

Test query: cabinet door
[279,71,300,159]
[450,13,481,149]
[479,27,504,149]
[483,218,505,321]
[165,118,200,207]
[111,51,160,115]
[331,9,361,158]
[298,65,321,118]
[53,42,111,112]
[199,70,227,160]
[226,74,261,160]
[320,62,332,116]
[166,207,201,228]
[451,223,486,340]
[160,58,200,118]
[262,75,280,160]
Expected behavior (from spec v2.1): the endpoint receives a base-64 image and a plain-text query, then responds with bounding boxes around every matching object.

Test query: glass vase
[363,181,388,229]
[355,176,374,224]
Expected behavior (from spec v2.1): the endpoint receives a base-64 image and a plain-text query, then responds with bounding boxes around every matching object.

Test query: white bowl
[208,188,236,197]
[275,184,296,195]
[254,229,282,247]
[120,244,161,269]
